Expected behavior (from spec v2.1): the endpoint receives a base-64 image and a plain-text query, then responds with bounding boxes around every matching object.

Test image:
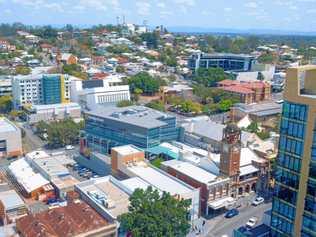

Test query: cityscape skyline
[1,0,316,32]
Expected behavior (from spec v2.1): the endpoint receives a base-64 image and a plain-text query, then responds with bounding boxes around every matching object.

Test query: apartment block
[12,74,70,108]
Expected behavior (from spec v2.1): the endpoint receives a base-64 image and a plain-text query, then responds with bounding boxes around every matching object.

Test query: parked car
[225,208,239,218]
[252,197,265,206]
[65,145,74,150]
[246,217,258,228]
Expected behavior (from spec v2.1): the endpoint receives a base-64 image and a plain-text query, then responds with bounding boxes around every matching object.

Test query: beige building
[0,118,22,158]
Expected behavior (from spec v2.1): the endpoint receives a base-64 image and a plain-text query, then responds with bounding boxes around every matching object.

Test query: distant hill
[168,26,316,36]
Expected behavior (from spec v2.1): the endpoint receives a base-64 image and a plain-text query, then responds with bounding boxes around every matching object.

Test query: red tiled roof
[217,79,239,86]
[16,202,109,237]
[223,85,254,94]
[92,72,109,80]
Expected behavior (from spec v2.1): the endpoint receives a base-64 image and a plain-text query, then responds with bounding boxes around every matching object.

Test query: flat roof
[126,161,193,195]
[76,176,130,219]
[8,158,50,193]
[31,102,80,111]
[239,165,259,176]
[162,160,217,184]
[26,151,70,179]
[112,145,142,156]
[86,106,174,129]
[182,120,225,141]
[0,118,18,133]
[0,189,25,211]
[120,177,151,193]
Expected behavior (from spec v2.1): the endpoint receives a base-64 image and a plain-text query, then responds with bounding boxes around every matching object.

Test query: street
[206,202,271,237]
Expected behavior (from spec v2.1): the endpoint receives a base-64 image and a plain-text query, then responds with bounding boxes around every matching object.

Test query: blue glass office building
[271,66,316,237]
[42,75,61,104]
[82,106,181,154]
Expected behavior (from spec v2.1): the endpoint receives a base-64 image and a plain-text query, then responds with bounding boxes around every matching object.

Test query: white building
[0,76,12,96]
[26,102,81,124]
[111,145,200,221]
[0,118,22,158]
[12,74,71,108]
[70,76,130,110]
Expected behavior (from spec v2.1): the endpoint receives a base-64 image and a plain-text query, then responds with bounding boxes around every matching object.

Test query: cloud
[44,2,64,12]
[136,1,151,16]
[224,7,232,12]
[157,2,165,8]
[173,0,196,6]
[245,2,258,8]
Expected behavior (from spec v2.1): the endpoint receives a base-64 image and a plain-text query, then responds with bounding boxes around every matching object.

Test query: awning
[208,197,236,210]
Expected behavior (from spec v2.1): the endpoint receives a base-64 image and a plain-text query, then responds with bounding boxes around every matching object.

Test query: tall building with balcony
[271,65,316,237]
[188,53,256,72]
[12,74,70,108]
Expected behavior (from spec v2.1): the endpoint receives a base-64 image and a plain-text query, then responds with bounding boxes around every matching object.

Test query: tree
[116,65,126,73]
[62,64,88,80]
[193,68,226,87]
[141,32,159,49]
[128,72,160,95]
[15,66,31,75]
[117,100,134,107]
[0,95,12,113]
[146,100,165,111]
[218,99,234,112]
[247,121,259,133]
[118,187,191,237]
[133,88,143,102]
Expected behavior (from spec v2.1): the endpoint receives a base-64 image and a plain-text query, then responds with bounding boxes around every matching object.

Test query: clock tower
[220,124,241,195]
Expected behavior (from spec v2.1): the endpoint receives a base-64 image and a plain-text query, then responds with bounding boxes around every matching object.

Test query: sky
[1,0,316,32]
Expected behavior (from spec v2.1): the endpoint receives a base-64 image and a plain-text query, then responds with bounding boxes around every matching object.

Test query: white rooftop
[112,145,142,156]
[0,118,18,133]
[126,161,193,195]
[162,160,217,184]
[8,158,49,193]
[120,177,151,193]
[0,189,25,211]
[239,165,259,176]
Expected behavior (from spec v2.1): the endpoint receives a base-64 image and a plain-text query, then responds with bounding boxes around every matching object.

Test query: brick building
[16,201,117,237]
[217,79,271,104]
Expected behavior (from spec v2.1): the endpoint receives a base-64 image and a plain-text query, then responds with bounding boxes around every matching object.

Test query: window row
[282,101,308,121]
[275,168,300,190]
[302,215,316,233]
[279,135,304,156]
[271,214,294,235]
[278,152,301,172]
[280,118,305,139]
[273,198,296,220]
[273,184,297,206]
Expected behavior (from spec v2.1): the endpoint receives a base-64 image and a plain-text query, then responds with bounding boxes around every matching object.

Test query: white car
[252,197,265,206]
[65,145,74,150]
[246,217,258,228]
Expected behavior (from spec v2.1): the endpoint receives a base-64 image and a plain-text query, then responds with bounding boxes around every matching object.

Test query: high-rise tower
[271,66,316,237]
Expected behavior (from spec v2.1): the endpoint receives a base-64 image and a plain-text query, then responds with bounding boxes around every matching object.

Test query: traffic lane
[207,202,272,237]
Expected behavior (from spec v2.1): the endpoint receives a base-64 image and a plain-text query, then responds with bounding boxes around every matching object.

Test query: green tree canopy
[0,95,12,113]
[128,72,161,95]
[117,100,134,107]
[146,100,165,111]
[118,187,191,237]
[15,66,31,75]
[193,68,226,87]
